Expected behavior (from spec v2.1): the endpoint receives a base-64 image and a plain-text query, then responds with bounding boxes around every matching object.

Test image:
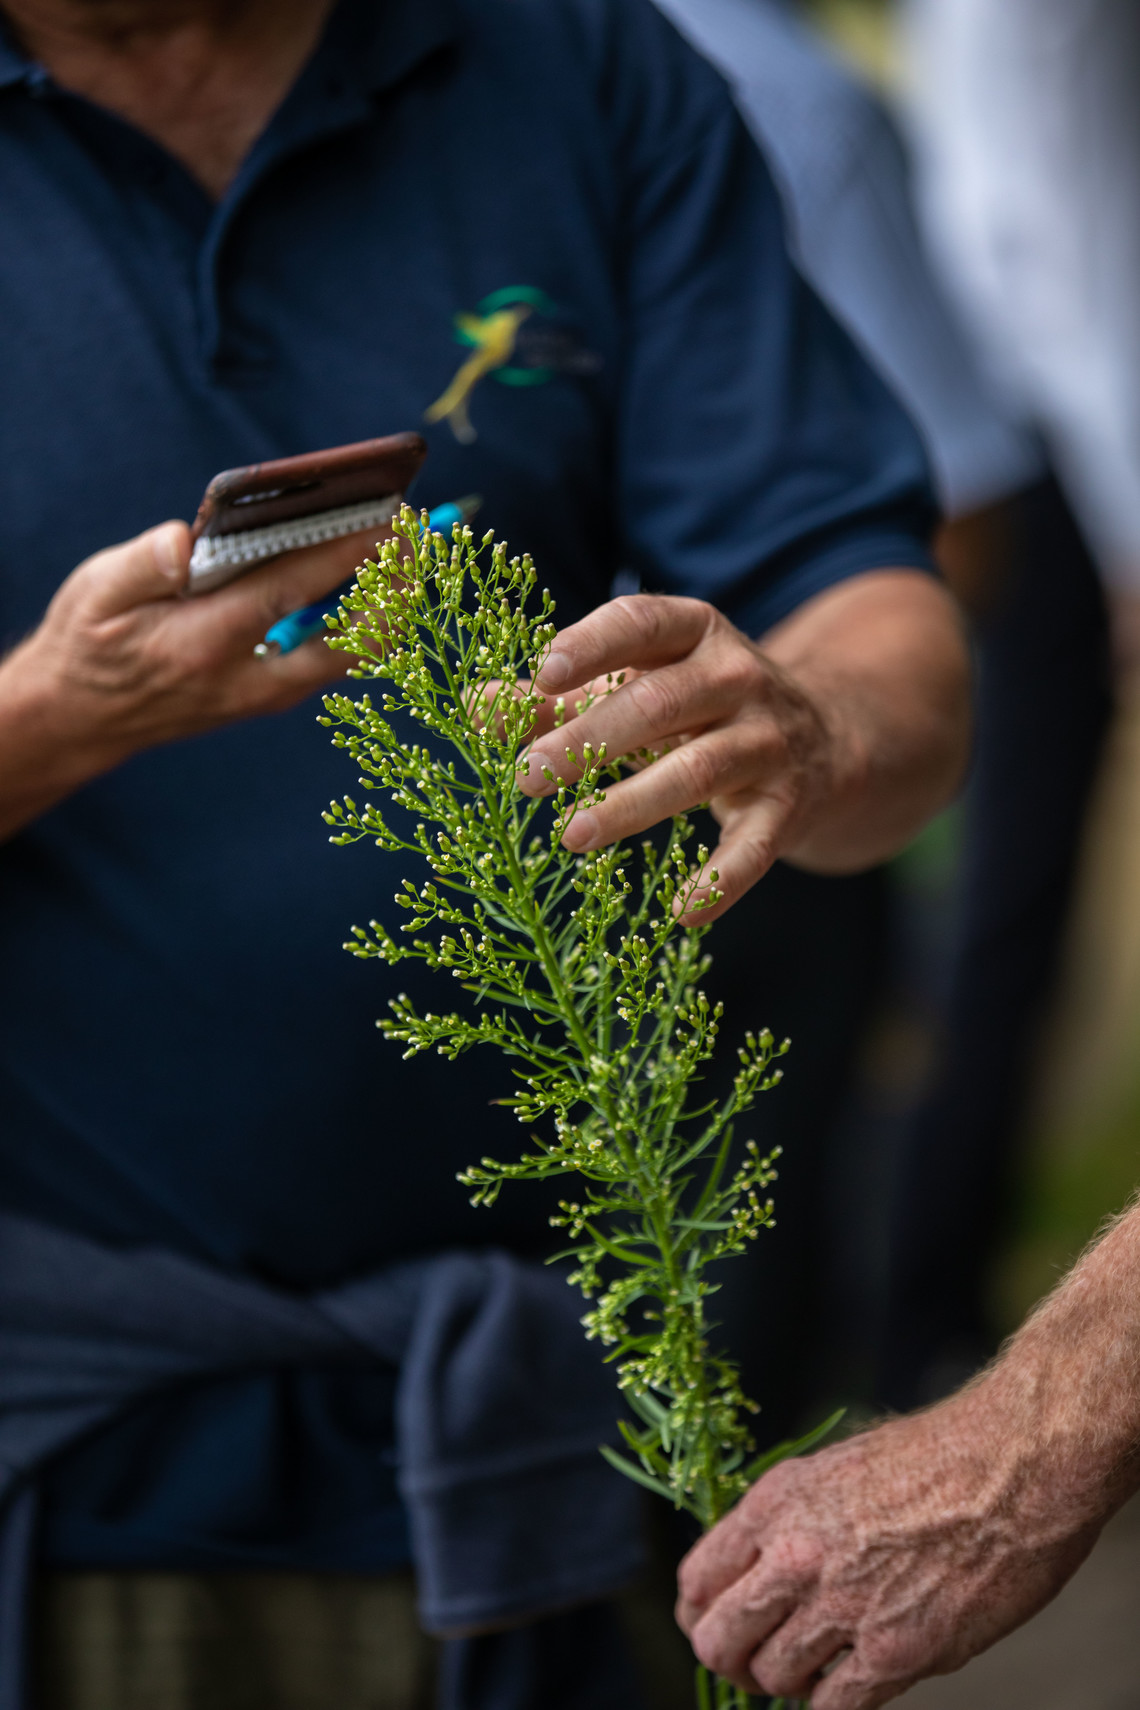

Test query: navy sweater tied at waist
[0,1214,643,1710]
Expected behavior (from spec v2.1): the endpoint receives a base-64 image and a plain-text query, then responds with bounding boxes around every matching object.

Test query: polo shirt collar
[347,0,459,95]
[221,0,459,222]
[0,16,34,88]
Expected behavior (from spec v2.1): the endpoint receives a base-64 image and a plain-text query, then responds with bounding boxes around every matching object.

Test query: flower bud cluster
[321,507,812,1552]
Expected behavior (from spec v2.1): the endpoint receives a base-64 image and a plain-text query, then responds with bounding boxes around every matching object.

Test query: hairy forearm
[762,569,970,873]
[974,1195,1140,1527]
[677,1193,1140,1705]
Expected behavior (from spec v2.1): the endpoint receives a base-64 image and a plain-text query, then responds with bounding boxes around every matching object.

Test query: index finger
[536,594,714,693]
[677,1510,759,1630]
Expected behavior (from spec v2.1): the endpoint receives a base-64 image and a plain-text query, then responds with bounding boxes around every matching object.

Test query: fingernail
[154,524,185,581]
[519,751,553,792]
[538,650,572,690]
[561,809,598,851]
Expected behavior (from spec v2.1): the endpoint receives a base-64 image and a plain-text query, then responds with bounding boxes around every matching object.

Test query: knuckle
[613,593,713,651]
[685,595,717,634]
[677,1556,706,1609]
[763,1536,819,1589]
[751,718,792,773]
[756,1460,800,1500]
[742,1468,786,1515]
[752,1656,801,1699]
[673,739,721,802]
[734,826,777,877]
[626,668,686,732]
[718,643,764,702]
[674,1594,697,1637]
[612,593,664,648]
[860,1631,922,1682]
[690,1624,732,1677]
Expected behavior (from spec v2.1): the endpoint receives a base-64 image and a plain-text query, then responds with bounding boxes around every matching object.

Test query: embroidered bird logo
[424,304,533,444]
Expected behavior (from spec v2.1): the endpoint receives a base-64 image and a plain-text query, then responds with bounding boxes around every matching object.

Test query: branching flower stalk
[321,508,830,1710]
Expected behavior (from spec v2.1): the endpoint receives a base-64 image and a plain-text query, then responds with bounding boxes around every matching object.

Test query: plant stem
[323,515,812,1710]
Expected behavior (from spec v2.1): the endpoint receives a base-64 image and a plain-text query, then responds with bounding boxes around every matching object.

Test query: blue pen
[255,494,483,657]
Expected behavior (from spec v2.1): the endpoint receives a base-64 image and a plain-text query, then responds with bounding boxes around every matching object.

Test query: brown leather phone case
[188,431,427,592]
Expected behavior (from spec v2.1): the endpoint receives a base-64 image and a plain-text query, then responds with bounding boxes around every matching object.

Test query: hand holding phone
[0,435,430,839]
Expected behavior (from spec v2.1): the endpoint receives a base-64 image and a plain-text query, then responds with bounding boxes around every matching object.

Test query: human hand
[9,516,388,755]
[675,1390,1101,1709]
[516,594,841,923]
[0,517,388,839]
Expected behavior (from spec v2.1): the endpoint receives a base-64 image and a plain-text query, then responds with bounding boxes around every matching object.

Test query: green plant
[321,509,832,1709]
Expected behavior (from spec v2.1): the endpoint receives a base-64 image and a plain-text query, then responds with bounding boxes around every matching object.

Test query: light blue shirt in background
[653,0,1045,518]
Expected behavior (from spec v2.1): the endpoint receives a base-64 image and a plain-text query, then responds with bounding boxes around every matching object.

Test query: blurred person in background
[653,0,1113,1424]
[875,0,1140,1407]
[642,0,1032,1449]
[668,10,1140,1706]
[904,0,1140,630]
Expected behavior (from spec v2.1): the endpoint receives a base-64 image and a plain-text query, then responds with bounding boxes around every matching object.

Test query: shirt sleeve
[599,0,939,637]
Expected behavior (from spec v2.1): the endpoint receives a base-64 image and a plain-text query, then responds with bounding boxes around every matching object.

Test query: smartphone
[187,432,428,593]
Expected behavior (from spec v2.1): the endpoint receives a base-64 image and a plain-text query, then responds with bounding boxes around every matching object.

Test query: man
[0,0,967,1705]
[676,0,1112,1423]
[871,0,1138,1409]
[677,1191,1140,1710]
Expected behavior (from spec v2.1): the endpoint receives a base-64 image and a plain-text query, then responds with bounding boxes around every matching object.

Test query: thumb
[77,521,191,619]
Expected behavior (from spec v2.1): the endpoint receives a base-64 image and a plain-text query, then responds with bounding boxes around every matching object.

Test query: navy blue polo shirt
[0,0,934,1570]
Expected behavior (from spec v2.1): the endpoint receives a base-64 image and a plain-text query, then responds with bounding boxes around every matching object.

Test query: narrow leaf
[599,1444,674,1501]
[743,1408,846,1483]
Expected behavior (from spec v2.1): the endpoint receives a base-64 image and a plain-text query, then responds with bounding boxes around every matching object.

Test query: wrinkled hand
[9,517,388,767]
[0,515,395,842]
[676,1392,1101,1709]
[517,595,842,922]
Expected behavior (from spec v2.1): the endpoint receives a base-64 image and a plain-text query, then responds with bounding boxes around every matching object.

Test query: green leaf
[625,1388,670,1428]
[599,1444,674,1501]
